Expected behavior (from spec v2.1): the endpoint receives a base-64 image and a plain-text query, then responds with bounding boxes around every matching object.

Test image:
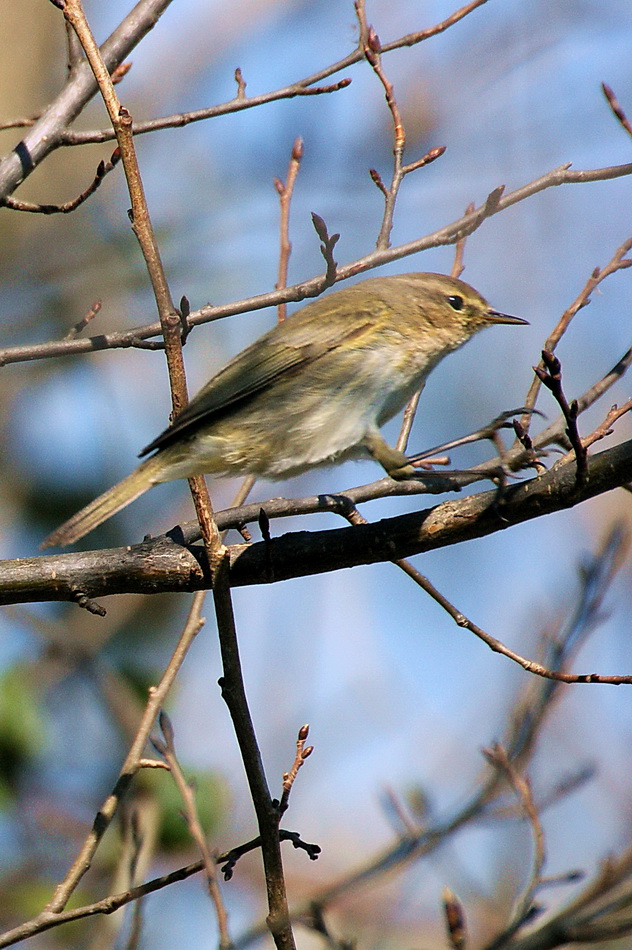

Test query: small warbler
[42,272,527,548]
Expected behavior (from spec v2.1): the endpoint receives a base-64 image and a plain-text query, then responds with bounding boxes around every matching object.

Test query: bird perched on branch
[42,272,527,548]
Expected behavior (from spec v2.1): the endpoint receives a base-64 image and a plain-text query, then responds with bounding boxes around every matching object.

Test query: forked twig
[355,0,445,251]
[278,725,314,817]
[533,350,588,486]
[311,212,339,286]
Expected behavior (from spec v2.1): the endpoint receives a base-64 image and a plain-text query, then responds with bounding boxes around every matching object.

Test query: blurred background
[0,0,631,947]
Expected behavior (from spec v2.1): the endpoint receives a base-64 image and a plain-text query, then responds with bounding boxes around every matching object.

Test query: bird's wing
[140,311,377,456]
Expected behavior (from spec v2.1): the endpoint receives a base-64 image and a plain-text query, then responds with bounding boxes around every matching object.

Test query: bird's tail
[41,454,166,549]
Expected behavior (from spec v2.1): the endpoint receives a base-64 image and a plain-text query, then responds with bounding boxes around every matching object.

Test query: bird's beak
[487,310,529,325]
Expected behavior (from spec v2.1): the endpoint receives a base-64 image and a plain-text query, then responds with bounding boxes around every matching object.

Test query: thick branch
[1,438,631,605]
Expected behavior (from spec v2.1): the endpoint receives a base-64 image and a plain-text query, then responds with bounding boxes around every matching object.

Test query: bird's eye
[447,295,464,311]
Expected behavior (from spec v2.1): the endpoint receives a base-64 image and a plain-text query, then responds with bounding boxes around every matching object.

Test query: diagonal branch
[0,0,175,198]
[0,162,631,368]
[0,0,491,198]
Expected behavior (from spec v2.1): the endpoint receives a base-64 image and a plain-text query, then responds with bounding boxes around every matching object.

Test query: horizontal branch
[1,438,631,606]
[1,160,631,367]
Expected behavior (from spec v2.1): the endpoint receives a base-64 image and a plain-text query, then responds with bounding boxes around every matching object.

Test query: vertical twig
[602,83,632,139]
[274,138,303,322]
[58,0,223,565]
[57,3,281,933]
[154,713,231,949]
[213,554,296,950]
[483,744,545,947]
[355,1,445,251]
[58,0,185,404]
[64,18,83,73]
[355,1,405,250]
[451,201,475,279]
[278,725,313,817]
[396,389,423,453]
[356,0,445,447]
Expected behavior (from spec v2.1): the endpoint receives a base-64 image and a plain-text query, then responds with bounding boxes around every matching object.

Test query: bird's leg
[363,431,420,480]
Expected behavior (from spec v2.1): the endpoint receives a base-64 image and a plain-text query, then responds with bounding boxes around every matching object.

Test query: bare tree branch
[0,162,630,368]
[0,0,175,197]
[2,438,631,613]
[0,149,121,214]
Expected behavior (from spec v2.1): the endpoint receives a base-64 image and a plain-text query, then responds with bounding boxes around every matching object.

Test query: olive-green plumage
[42,273,526,548]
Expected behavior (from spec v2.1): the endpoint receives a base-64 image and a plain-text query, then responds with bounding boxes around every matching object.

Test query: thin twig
[153,712,231,948]
[326,499,630,688]
[234,67,246,99]
[332,499,626,687]
[533,350,588,485]
[602,83,632,138]
[391,525,630,685]
[355,1,446,251]
[396,389,423,453]
[64,300,102,339]
[35,593,205,916]
[451,201,475,278]
[1,149,121,214]
[521,236,632,431]
[356,0,405,250]
[59,0,223,567]
[483,745,545,948]
[212,552,296,949]
[0,860,205,948]
[379,0,490,51]
[64,15,83,72]
[507,341,632,473]
[219,830,320,882]
[381,786,422,838]
[55,78,353,146]
[123,807,150,950]
[407,408,540,465]
[275,138,303,322]
[582,398,632,451]
[278,725,313,817]
[0,115,40,131]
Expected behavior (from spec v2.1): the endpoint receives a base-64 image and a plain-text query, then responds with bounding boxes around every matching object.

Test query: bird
[41,272,527,548]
